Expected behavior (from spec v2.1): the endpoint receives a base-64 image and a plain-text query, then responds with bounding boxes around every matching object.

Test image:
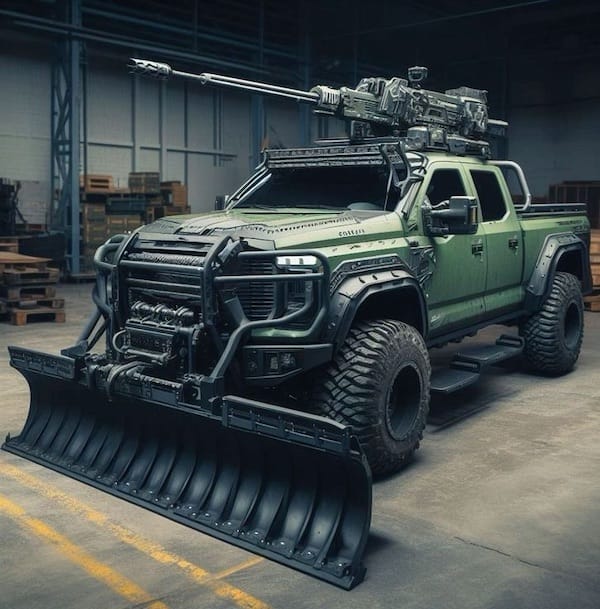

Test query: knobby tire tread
[311,319,430,476]
[521,272,584,375]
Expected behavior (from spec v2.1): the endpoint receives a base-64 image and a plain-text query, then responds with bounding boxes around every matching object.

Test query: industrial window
[425,169,466,206]
[470,170,507,221]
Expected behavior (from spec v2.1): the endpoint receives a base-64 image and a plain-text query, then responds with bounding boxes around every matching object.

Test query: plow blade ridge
[2,350,372,589]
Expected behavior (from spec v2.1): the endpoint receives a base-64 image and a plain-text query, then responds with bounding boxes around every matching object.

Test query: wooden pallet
[0,284,56,299]
[9,306,65,326]
[80,174,114,192]
[2,297,65,310]
[0,252,50,271]
[584,291,600,312]
[0,240,19,254]
[2,267,59,285]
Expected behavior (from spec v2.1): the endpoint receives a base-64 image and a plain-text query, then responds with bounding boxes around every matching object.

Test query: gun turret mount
[129,58,507,157]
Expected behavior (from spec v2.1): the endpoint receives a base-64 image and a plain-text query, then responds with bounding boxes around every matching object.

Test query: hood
[140,208,404,249]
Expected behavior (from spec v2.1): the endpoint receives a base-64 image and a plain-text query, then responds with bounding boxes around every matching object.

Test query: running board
[431,335,524,394]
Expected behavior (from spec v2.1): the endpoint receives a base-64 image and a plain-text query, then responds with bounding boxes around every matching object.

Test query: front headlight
[275,255,319,270]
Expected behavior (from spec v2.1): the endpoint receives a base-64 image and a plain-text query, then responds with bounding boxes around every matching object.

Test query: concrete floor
[0,283,598,609]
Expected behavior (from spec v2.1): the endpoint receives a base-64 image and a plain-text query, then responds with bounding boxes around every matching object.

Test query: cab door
[418,163,486,336]
[466,167,524,316]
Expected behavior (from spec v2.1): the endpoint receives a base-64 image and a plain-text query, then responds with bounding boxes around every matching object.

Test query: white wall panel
[0,135,51,182]
[166,151,186,183]
[187,85,215,148]
[166,82,185,148]
[87,66,132,145]
[265,101,302,149]
[87,145,132,187]
[187,155,239,212]
[136,78,160,148]
[222,93,251,171]
[137,149,161,173]
[508,62,600,196]
[0,47,51,183]
[510,103,600,196]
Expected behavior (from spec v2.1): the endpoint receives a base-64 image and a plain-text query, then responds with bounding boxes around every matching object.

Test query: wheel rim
[386,365,422,441]
[563,301,582,350]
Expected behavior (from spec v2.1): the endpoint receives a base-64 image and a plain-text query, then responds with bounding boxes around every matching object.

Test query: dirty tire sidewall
[521,271,584,375]
[311,319,431,476]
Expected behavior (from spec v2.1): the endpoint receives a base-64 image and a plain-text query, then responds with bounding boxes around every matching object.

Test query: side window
[425,169,466,206]
[470,170,507,221]
[500,166,526,207]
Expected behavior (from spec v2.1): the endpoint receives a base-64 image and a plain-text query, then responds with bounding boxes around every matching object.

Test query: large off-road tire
[520,272,584,375]
[311,319,430,476]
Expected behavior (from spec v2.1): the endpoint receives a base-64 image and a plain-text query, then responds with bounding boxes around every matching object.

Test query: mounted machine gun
[128,58,507,156]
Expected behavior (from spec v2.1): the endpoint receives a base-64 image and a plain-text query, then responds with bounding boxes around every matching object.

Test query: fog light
[268,355,279,372]
[280,352,297,370]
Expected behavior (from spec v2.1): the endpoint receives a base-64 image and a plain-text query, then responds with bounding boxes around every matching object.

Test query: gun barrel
[129,58,319,104]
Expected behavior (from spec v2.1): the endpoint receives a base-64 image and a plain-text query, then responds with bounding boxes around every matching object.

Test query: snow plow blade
[2,347,371,589]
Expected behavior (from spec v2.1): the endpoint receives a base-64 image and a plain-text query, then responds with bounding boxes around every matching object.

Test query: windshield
[233,165,406,211]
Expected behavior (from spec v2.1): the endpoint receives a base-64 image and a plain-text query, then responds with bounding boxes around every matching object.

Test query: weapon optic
[129,58,507,155]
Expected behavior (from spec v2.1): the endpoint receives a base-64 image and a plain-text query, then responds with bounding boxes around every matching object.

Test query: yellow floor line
[0,463,271,609]
[213,556,265,580]
[0,493,169,609]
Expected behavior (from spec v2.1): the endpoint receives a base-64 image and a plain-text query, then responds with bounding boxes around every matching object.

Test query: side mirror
[215,194,229,210]
[424,196,479,236]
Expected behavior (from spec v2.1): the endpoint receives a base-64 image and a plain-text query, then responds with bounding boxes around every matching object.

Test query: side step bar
[2,348,372,589]
[431,334,524,394]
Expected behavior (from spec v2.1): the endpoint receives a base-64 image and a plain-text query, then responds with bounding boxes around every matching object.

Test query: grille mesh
[236,260,276,320]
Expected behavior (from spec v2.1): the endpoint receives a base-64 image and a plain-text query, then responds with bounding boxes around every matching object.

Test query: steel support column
[299,3,311,146]
[159,80,168,177]
[251,0,266,170]
[51,0,82,274]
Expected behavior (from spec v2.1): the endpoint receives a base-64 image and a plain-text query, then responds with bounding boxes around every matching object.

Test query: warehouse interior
[0,1,599,608]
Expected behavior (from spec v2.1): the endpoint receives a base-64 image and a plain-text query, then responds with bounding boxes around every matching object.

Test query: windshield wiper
[234,204,280,210]
[292,204,346,210]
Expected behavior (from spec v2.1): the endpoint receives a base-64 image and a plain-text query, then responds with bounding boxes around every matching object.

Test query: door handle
[508,238,519,250]
[471,242,484,255]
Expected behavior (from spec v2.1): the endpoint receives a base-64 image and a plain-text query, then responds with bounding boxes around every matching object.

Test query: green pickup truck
[131,143,591,473]
[3,61,591,589]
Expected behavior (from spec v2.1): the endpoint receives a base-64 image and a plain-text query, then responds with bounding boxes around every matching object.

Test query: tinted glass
[236,165,406,210]
[426,169,466,206]
[470,170,507,221]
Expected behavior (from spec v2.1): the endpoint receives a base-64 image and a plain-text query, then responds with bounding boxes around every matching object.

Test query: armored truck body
[3,62,591,590]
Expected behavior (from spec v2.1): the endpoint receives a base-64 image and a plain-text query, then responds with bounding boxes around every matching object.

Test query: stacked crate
[585,230,600,312]
[152,180,190,218]
[0,252,64,325]
[129,172,161,195]
[106,215,145,235]
[78,173,191,275]
[0,237,19,253]
[79,175,114,274]
[81,202,107,273]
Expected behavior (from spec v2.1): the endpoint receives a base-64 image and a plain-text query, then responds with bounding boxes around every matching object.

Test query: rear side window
[470,170,507,221]
[425,169,466,206]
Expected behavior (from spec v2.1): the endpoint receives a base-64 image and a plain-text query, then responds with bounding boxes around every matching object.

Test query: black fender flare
[525,232,592,312]
[325,268,428,350]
